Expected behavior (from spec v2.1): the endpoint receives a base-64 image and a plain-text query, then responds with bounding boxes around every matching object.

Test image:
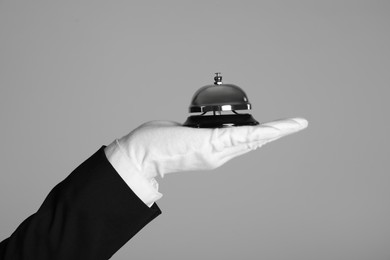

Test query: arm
[0,147,161,260]
[0,118,308,260]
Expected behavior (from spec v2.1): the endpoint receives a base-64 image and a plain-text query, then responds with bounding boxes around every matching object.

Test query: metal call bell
[183,73,259,128]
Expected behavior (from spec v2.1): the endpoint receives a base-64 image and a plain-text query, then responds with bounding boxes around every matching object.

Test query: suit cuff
[104,140,162,207]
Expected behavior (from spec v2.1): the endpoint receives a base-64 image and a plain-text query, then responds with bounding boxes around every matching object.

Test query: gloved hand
[116,118,308,179]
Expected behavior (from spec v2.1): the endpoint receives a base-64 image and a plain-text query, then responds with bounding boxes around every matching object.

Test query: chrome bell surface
[183,73,259,128]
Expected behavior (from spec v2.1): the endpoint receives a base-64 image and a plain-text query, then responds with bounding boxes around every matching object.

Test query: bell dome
[189,73,252,113]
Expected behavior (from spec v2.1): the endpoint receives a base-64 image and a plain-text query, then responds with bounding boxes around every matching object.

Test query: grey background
[0,1,389,259]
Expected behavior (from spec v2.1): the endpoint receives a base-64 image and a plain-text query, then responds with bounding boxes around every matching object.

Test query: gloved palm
[117,118,308,178]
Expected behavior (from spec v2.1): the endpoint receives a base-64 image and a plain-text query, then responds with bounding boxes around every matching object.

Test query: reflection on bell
[183,73,259,128]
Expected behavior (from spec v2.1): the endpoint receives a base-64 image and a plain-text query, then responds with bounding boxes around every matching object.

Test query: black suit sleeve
[0,146,161,260]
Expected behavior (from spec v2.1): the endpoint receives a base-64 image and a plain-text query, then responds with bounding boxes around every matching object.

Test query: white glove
[116,118,308,179]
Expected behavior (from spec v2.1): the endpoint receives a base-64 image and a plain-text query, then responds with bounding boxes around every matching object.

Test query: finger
[261,117,308,135]
[212,117,308,149]
[213,118,308,166]
[210,124,279,150]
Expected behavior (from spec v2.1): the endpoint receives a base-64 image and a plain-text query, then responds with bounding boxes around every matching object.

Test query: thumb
[139,120,182,127]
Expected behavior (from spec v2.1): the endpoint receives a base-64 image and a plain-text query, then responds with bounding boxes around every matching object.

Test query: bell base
[183,114,259,128]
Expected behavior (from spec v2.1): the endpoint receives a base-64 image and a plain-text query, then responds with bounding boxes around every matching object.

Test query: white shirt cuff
[104,140,162,207]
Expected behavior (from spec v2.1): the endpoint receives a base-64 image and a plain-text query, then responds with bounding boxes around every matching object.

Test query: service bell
[183,73,259,128]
